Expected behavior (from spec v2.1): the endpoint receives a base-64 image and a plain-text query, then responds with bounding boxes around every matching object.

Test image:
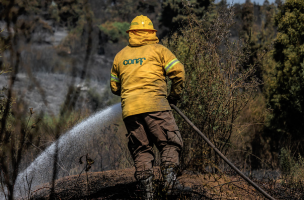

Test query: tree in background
[160,0,214,36]
[104,0,161,22]
[240,0,264,82]
[266,0,304,153]
[48,0,94,54]
[232,0,278,85]
[248,0,278,169]
[259,0,278,95]
[50,0,93,29]
[229,0,279,169]
[240,0,254,38]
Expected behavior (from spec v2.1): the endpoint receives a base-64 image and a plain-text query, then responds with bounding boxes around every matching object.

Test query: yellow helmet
[126,15,157,33]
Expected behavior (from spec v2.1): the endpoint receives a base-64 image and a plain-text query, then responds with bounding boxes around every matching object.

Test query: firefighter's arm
[162,48,185,100]
[110,60,121,96]
[166,61,185,99]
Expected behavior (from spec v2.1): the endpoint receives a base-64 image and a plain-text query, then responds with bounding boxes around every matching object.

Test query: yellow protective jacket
[110,31,185,119]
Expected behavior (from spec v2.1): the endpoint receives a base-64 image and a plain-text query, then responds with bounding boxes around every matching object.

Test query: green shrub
[99,21,129,43]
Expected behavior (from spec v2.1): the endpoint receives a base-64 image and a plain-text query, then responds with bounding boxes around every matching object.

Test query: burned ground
[29,167,279,200]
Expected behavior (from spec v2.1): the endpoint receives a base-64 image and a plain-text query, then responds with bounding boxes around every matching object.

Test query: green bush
[99,21,129,43]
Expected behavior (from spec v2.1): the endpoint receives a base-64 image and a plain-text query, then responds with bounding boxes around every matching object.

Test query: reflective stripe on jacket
[110,31,185,119]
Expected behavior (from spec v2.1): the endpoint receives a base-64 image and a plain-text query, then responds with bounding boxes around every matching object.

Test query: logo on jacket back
[123,58,146,66]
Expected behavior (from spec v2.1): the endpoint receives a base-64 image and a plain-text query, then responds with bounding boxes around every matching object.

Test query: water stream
[11,103,124,198]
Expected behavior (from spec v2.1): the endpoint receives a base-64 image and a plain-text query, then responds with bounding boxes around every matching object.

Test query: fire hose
[170,104,276,200]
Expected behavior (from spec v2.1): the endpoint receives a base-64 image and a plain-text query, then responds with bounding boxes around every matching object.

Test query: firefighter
[110,15,185,199]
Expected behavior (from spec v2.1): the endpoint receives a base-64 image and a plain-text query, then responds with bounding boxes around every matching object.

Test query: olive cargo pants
[123,111,183,180]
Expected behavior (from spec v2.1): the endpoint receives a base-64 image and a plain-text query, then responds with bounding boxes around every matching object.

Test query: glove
[167,96,178,106]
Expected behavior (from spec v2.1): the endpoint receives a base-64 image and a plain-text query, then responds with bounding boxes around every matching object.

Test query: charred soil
[29,167,281,200]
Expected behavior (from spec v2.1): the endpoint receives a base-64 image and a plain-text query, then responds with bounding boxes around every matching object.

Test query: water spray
[12,103,123,198]
[170,104,276,200]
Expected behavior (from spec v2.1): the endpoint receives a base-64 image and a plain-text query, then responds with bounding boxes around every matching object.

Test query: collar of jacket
[128,30,159,47]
